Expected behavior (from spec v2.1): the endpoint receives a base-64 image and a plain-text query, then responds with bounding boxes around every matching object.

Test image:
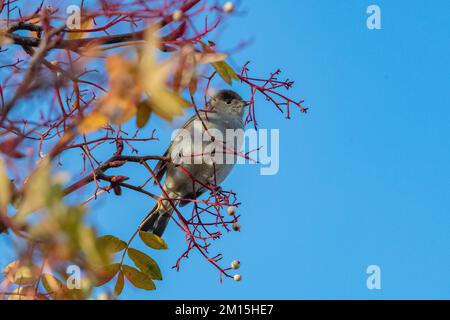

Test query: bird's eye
[226,100,232,104]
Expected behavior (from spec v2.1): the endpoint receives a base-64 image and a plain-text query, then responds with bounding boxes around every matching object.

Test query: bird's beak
[244,101,251,107]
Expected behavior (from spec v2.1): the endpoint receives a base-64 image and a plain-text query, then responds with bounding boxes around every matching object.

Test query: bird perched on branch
[140,90,249,236]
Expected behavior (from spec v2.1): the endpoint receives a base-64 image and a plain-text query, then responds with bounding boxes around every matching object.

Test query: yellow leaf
[7,286,36,300]
[93,263,120,287]
[140,29,190,121]
[128,248,162,280]
[139,231,168,250]
[0,159,11,209]
[67,17,93,40]
[189,75,198,96]
[223,61,240,81]
[99,96,137,125]
[92,29,193,127]
[79,226,109,266]
[106,55,134,80]
[212,60,239,85]
[114,271,125,296]
[122,265,155,290]
[93,55,142,126]
[200,42,238,84]
[79,112,108,133]
[15,159,50,223]
[0,28,13,46]
[136,100,152,128]
[42,274,67,299]
[4,261,40,285]
[147,90,190,122]
[97,235,127,253]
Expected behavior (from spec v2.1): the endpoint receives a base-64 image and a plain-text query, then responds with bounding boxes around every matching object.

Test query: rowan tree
[0,0,306,299]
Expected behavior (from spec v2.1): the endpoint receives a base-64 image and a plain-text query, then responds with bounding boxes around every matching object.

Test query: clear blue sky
[3,0,450,299]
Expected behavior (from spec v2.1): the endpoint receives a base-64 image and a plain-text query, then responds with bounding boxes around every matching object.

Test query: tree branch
[5,0,199,50]
[63,154,169,196]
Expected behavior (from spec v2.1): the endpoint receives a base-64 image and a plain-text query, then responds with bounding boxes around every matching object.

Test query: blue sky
[108,0,450,299]
[2,0,450,299]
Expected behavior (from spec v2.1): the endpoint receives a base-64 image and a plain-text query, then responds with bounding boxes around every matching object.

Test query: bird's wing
[153,114,200,185]
[153,148,170,185]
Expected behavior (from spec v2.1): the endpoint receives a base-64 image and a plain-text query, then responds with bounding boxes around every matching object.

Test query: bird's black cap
[215,90,244,102]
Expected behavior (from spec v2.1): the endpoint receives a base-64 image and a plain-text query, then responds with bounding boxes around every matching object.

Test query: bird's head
[208,90,250,117]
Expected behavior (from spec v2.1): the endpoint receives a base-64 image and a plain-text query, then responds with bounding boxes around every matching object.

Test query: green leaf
[41,273,67,299]
[212,61,239,85]
[223,61,240,81]
[136,100,152,128]
[93,263,120,286]
[122,265,155,290]
[199,41,238,85]
[114,270,125,296]
[139,231,168,250]
[97,235,127,254]
[128,248,162,280]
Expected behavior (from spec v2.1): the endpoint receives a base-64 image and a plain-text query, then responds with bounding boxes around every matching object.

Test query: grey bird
[140,90,249,236]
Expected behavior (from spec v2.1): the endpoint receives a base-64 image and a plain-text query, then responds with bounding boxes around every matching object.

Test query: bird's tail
[139,201,173,237]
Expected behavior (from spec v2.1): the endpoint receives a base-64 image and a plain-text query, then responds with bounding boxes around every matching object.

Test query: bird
[140,90,249,237]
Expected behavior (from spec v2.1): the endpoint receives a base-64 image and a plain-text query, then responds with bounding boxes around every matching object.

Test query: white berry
[172,10,183,21]
[227,206,236,216]
[223,2,234,13]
